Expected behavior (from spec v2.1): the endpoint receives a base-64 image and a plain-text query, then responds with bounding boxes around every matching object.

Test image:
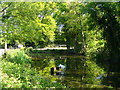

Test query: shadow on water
[30,51,120,89]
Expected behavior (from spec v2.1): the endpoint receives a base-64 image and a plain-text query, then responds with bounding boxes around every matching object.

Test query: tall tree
[1,2,58,48]
[84,2,120,61]
[56,2,86,53]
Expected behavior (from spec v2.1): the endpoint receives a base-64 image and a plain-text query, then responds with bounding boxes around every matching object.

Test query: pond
[30,53,120,89]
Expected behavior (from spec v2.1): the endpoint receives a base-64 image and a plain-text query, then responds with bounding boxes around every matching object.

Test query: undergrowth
[1,49,65,88]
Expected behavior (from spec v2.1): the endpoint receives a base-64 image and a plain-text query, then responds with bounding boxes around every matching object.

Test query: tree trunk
[5,40,7,51]
[74,38,81,54]
[66,39,70,51]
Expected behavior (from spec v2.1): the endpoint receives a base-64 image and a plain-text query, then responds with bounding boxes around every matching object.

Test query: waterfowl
[58,64,66,69]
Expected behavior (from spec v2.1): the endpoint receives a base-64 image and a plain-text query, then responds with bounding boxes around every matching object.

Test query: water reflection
[31,54,119,88]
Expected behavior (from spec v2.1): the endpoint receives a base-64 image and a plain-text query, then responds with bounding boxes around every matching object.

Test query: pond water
[30,53,120,89]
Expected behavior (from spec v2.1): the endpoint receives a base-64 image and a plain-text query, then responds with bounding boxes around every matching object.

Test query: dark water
[31,53,120,89]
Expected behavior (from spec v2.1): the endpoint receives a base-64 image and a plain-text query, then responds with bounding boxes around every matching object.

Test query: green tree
[56,2,86,53]
[84,2,120,62]
[1,2,58,48]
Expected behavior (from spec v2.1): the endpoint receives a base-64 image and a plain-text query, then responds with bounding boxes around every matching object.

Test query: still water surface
[31,53,120,88]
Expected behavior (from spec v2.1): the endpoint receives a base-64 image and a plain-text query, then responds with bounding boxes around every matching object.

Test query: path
[35,47,67,50]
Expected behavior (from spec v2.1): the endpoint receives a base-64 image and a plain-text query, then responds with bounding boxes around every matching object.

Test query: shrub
[1,49,64,88]
[4,49,32,64]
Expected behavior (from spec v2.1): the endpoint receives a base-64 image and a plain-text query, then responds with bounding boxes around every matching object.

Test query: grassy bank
[1,49,65,88]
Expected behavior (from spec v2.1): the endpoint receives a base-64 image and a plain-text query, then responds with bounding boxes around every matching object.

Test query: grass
[1,49,65,88]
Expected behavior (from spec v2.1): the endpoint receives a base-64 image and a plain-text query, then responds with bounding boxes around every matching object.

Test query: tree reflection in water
[31,54,116,88]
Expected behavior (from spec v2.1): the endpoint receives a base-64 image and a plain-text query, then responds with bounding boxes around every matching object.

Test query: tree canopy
[1,2,120,62]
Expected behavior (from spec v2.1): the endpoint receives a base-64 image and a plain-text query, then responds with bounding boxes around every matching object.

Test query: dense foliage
[1,2,120,58]
[1,49,65,88]
[0,1,120,88]
[1,2,57,47]
[85,2,120,62]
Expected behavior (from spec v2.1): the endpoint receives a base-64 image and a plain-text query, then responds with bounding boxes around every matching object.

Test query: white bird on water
[58,64,66,69]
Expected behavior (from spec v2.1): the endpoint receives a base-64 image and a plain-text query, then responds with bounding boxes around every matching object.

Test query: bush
[4,49,32,64]
[1,49,64,88]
